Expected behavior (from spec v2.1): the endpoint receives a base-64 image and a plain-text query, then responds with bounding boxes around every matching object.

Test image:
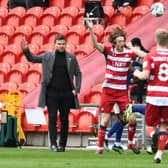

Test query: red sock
[128,124,136,141]
[158,134,168,151]
[146,126,156,138]
[98,127,106,148]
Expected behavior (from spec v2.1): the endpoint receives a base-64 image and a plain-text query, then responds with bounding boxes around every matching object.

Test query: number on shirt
[158,63,168,81]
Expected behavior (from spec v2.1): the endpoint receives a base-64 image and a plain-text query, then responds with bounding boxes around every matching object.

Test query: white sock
[154,150,163,160]
[150,131,155,138]
[128,140,132,145]
[104,132,108,140]
[114,142,121,147]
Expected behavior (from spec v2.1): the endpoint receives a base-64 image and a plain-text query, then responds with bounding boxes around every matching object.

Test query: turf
[0,148,167,168]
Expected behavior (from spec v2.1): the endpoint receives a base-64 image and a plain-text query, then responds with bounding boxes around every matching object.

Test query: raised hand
[21,37,29,50]
[86,17,93,30]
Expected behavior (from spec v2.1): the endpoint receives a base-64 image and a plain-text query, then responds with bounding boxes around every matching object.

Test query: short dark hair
[54,34,66,44]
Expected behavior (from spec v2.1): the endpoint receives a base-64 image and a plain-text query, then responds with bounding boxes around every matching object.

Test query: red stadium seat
[26,64,42,85]
[39,43,56,53]
[0,44,4,56]
[0,7,8,19]
[49,0,65,9]
[75,44,94,59]
[8,62,29,84]
[103,6,115,25]
[75,8,85,25]
[65,0,84,8]
[66,43,76,54]
[6,7,26,28]
[104,0,113,6]
[0,0,8,7]
[0,62,11,83]
[76,111,96,132]
[62,6,79,19]
[30,25,50,46]
[0,25,15,46]
[18,82,36,96]
[48,25,68,43]
[68,112,77,132]
[130,5,150,23]
[12,25,32,44]
[58,13,73,27]
[110,13,127,28]
[0,44,22,64]
[83,26,104,45]
[118,6,133,24]
[66,24,86,45]
[137,0,154,7]
[21,112,37,131]
[0,82,18,94]
[23,7,44,27]
[104,24,122,41]
[40,6,61,27]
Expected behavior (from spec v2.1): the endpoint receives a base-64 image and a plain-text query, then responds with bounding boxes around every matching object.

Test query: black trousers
[46,97,73,148]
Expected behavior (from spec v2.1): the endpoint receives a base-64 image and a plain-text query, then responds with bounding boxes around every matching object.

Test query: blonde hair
[108,27,126,45]
[155,28,168,47]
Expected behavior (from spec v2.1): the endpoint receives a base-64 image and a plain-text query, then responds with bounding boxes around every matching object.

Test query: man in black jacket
[21,35,82,152]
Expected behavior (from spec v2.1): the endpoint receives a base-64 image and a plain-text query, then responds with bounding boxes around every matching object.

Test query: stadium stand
[8,62,29,85]
[22,6,44,27]
[29,25,50,46]
[0,82,18,94]
[66,43,76,54]
[0,0,167,148]
[0,25,15,46]
[5,6,26,28]
[48,24,68,43]
[0,62,11,83]
[18,82,36,96]
[12,25,32,44]
[40,6,61,27]
[25,63,42,85]
[129,5,150,23]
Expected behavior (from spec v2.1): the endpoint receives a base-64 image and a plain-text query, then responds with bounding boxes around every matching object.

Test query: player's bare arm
[127,42,147,58]
[86,18,104,53]
[133,69,150,80]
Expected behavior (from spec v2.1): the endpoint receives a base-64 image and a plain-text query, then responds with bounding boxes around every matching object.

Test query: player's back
[146,48,168,105]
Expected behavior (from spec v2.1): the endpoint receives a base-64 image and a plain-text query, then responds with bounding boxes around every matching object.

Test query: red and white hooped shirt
[102,46,136,93]
[143,48,168,106]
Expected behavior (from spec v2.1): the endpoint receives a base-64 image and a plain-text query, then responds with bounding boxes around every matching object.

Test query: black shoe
[127,144,140,154]
[112,144,124,154]
[151,133,158,153]
[154,158,161,164]
[58,146,65,152]
[50,145,58,152]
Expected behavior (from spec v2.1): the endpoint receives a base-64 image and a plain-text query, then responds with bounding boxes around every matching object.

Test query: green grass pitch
[0,148,167,168]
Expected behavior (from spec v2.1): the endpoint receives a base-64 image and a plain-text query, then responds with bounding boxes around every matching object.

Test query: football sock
[128,124,136,142]
[107,121,124,138]
[158,132,168,151]
[98,125,106,149]
[132,104,146,115]
[115,122,124,142]
[146,126,156,138]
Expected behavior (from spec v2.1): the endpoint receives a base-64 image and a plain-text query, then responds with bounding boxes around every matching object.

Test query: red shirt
[143,48,168,105]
